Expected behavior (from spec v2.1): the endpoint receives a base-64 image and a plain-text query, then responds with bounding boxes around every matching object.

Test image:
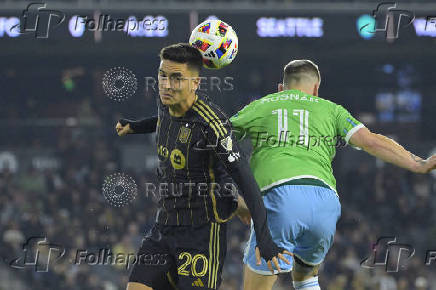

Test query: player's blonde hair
[283,59,321,87]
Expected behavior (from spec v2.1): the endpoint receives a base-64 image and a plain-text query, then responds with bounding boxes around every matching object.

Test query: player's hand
[236,195,251,226]
[255,246,293,274]
[414,155,436,174]
[116,120,134,136]
[236,207,251,226]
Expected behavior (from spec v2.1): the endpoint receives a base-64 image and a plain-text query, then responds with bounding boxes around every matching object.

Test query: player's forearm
[363,133,422,172]
[120,116,158,134]
[229,158,276,256]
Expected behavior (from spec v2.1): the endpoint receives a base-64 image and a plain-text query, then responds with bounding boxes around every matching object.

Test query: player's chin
[160,94,175,105]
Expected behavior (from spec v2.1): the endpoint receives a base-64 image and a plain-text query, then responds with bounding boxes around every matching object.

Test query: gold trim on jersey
[208,223,214,288]
[197,100,228,135]
[192,101,228,138]
[208,223,220,289]
[185,131,194,224]
[166,272,178,289]
[207,158,237,223]
[194,102,224,136]
[192,105,220,138]
[214,223,220,289]
[164,118,173,225]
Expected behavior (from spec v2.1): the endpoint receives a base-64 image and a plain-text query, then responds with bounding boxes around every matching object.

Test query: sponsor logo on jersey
[228,152,240,163]
[170,149,186,169]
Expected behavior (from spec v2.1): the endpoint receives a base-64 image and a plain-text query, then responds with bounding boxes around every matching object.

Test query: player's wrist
[256,236,279,261]
[409,153,427,173]
[118,118,135,134]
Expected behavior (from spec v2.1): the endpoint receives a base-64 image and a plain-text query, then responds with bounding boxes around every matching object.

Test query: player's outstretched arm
[116,116,158,136]
[199,111,291,273]
[350,127,436,174]
[216,148,292,272]
[236,195,251,226]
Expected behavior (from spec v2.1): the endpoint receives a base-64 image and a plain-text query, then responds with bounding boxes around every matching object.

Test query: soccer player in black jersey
[117,43,291,290]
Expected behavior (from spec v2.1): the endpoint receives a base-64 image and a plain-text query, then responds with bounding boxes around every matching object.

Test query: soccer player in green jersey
[231,60,436,290]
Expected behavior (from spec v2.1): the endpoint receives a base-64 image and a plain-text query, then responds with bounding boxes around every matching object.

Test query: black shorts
[129,222,227,290]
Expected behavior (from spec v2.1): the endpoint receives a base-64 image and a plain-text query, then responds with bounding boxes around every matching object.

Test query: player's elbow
[349,127,379,152]
[361,133,385,153]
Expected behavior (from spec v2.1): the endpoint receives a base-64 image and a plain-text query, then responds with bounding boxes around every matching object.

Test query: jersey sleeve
[119,116,158,134]
[195,101,281,261]
[335,104,365,145]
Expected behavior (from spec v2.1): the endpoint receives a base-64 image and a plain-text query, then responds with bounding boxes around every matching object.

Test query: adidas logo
[191,278,204,287]
[204,51,216,58]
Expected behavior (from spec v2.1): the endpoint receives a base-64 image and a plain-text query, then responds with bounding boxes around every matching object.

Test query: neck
[169,94,197,117]
[284,84,314,95]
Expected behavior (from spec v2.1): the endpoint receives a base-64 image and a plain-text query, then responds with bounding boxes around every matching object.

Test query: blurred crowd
[1,64,436,290]
[0,0,432,3]
[1,119,436,290]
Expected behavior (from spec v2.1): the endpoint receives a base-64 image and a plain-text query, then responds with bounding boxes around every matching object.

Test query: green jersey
[230,89,364,194]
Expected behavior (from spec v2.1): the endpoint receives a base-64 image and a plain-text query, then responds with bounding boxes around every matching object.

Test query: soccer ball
[189,19,238,69]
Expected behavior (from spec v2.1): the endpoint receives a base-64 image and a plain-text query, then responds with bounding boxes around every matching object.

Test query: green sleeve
[335,104,365,144]
[230,101,258,140]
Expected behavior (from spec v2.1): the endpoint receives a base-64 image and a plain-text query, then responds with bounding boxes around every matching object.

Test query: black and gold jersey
[154,95,239,226]
[120,93,283,260]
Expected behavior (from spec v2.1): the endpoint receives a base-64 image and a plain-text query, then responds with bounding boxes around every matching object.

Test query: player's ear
[312,83,319,96]
[190,76,201,92]
[278,83,284,92]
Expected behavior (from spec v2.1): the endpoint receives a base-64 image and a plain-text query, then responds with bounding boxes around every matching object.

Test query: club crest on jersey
[220,136,233,151]
[178,127,191,143]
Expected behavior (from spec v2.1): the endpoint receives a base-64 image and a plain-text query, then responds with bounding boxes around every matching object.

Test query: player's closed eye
[169,75,188,89]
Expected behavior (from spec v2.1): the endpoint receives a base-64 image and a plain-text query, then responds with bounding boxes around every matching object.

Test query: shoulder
[191,95,231,137]
[319,97,339,107]
[313,96,342,114]
[192,96,229,122]
[194,95,228,117]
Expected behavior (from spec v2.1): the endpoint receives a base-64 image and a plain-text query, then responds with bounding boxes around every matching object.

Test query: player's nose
[159,77,172,90]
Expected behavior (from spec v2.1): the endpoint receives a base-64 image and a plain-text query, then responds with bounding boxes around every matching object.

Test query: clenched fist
[116,120,134,136]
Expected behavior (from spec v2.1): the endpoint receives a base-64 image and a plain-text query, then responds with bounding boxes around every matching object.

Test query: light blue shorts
[243,184,341,275]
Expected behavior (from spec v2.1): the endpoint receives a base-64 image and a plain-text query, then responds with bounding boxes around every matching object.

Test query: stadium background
[1,0,436,289]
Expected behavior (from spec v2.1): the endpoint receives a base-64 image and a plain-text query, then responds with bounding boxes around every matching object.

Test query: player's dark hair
[283,59,320,86]
[160,43,203,73]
